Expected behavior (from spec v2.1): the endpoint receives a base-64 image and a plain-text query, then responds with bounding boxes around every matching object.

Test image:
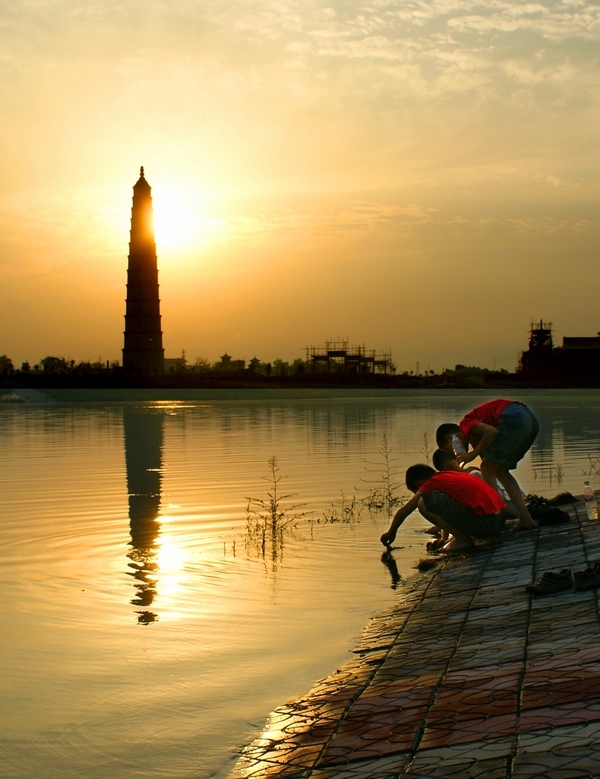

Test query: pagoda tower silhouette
[122,167,164,374]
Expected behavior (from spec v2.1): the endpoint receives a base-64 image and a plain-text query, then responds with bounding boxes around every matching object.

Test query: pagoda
[122,167,164,375]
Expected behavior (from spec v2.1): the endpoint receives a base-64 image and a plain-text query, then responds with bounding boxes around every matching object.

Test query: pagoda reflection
[123,407,164,624]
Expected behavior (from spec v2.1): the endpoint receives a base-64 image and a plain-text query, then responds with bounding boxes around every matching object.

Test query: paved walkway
[231,499,600,778]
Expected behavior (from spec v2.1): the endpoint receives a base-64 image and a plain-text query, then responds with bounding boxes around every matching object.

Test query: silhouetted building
[164,351,187,374]
[122,167,164,375]
[557,334,600,380]
[215,353,246,371]
[306,339,393,374]
[520,320,600,384]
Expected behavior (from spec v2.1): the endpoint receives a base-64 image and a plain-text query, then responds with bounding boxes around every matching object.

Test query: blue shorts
[483,402,539,470]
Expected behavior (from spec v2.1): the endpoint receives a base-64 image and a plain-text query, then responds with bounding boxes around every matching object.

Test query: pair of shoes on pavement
[526,562,600,596]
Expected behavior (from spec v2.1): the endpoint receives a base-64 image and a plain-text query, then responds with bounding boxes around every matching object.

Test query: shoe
[537,567,571,581]
[573,562,600,591]
[525,568,572,595]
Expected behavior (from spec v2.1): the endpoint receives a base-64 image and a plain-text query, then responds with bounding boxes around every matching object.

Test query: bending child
[436,399,538,530]
[380,463,506,554]
[432,448,519,519]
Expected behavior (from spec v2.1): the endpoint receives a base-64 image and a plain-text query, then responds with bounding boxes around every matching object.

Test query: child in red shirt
[380,464,506,553]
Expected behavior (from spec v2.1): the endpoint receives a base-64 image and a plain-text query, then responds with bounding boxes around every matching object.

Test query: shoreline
[4,386,600,403]
[230,497,600,778]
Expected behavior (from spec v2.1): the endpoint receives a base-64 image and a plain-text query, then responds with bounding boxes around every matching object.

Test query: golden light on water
[157,536,186,573]
[151,536,187,620]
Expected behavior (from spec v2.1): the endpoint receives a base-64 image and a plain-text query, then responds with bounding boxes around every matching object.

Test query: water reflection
[381,550,402,590]
[123,408,164,624]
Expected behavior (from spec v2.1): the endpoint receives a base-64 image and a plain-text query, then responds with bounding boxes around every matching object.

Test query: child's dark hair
[432,448,457,471]
[405,464,435,492]
[435,423,460,448]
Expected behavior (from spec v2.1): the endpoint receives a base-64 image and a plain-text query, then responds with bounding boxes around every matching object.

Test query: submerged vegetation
[244,456,312,566]
[243,434,408,566]
[321,491,363,524]
[357,432,404,515]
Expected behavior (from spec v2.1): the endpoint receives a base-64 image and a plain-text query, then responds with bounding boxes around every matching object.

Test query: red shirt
[418,471,505,515]
[459,399,513,438]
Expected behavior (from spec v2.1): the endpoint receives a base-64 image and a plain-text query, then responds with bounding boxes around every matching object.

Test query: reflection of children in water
[381,550,401,589]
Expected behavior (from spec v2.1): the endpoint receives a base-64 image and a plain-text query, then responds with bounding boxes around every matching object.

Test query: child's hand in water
[380,531,395,547]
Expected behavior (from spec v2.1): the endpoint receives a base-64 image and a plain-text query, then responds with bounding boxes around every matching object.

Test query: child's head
[432,448,460,472]
[405,463,435,493]
[435,423,460,452]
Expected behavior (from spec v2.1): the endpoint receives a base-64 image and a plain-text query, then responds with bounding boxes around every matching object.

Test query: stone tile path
[231,499,600,778]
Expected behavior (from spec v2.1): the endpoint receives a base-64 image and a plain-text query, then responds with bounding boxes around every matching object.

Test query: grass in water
[357,432,405,515]
[245,456,312,566]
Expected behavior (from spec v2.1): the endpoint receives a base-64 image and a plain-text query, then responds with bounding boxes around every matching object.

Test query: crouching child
[380,464,506,553]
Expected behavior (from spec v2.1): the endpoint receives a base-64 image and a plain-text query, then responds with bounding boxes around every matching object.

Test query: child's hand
[380,531,395,547]
[456,450,477,466]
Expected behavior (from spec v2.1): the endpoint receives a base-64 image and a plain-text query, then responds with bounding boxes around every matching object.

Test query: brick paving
[230,499,600,778]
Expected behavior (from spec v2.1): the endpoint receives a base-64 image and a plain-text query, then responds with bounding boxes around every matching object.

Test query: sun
[151,182,222,251]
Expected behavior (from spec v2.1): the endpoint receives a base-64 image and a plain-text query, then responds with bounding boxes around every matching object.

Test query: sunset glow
[152,184,223,252]
[1,1,600,370]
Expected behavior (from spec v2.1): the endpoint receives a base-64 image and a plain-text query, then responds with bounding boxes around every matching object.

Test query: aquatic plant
[245,456,312,564]
[531,461,565,489]
[420,432,433,463]
[321,491,362,524]
[357,432,404,515]
[583,453,600,481]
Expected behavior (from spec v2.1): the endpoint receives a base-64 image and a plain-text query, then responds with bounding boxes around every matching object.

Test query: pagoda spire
[122,167,164,375]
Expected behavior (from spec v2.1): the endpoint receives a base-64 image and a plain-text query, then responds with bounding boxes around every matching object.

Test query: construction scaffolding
[528,319,554,351]
[520,320,554,377]
[305,339,393,374]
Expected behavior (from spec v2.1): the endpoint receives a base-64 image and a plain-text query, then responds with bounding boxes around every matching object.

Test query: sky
[1,0,600,373]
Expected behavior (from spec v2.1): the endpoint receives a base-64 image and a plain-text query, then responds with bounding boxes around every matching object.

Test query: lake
[2,389,600,779]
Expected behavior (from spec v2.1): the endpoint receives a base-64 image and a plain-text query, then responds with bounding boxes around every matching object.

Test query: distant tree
[40,356,69,374]
[194,357,211,373]
[292,358,306,375]
[20,361,31,373]
[0,355,14,376]
[73,360,105,375]
[273,359,289,376]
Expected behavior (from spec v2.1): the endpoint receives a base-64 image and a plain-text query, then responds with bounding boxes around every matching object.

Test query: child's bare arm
[380,492,421,546]
[456,422,498,465]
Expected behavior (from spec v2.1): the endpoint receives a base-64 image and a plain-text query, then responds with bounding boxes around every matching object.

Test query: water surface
[2,390,600,778]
